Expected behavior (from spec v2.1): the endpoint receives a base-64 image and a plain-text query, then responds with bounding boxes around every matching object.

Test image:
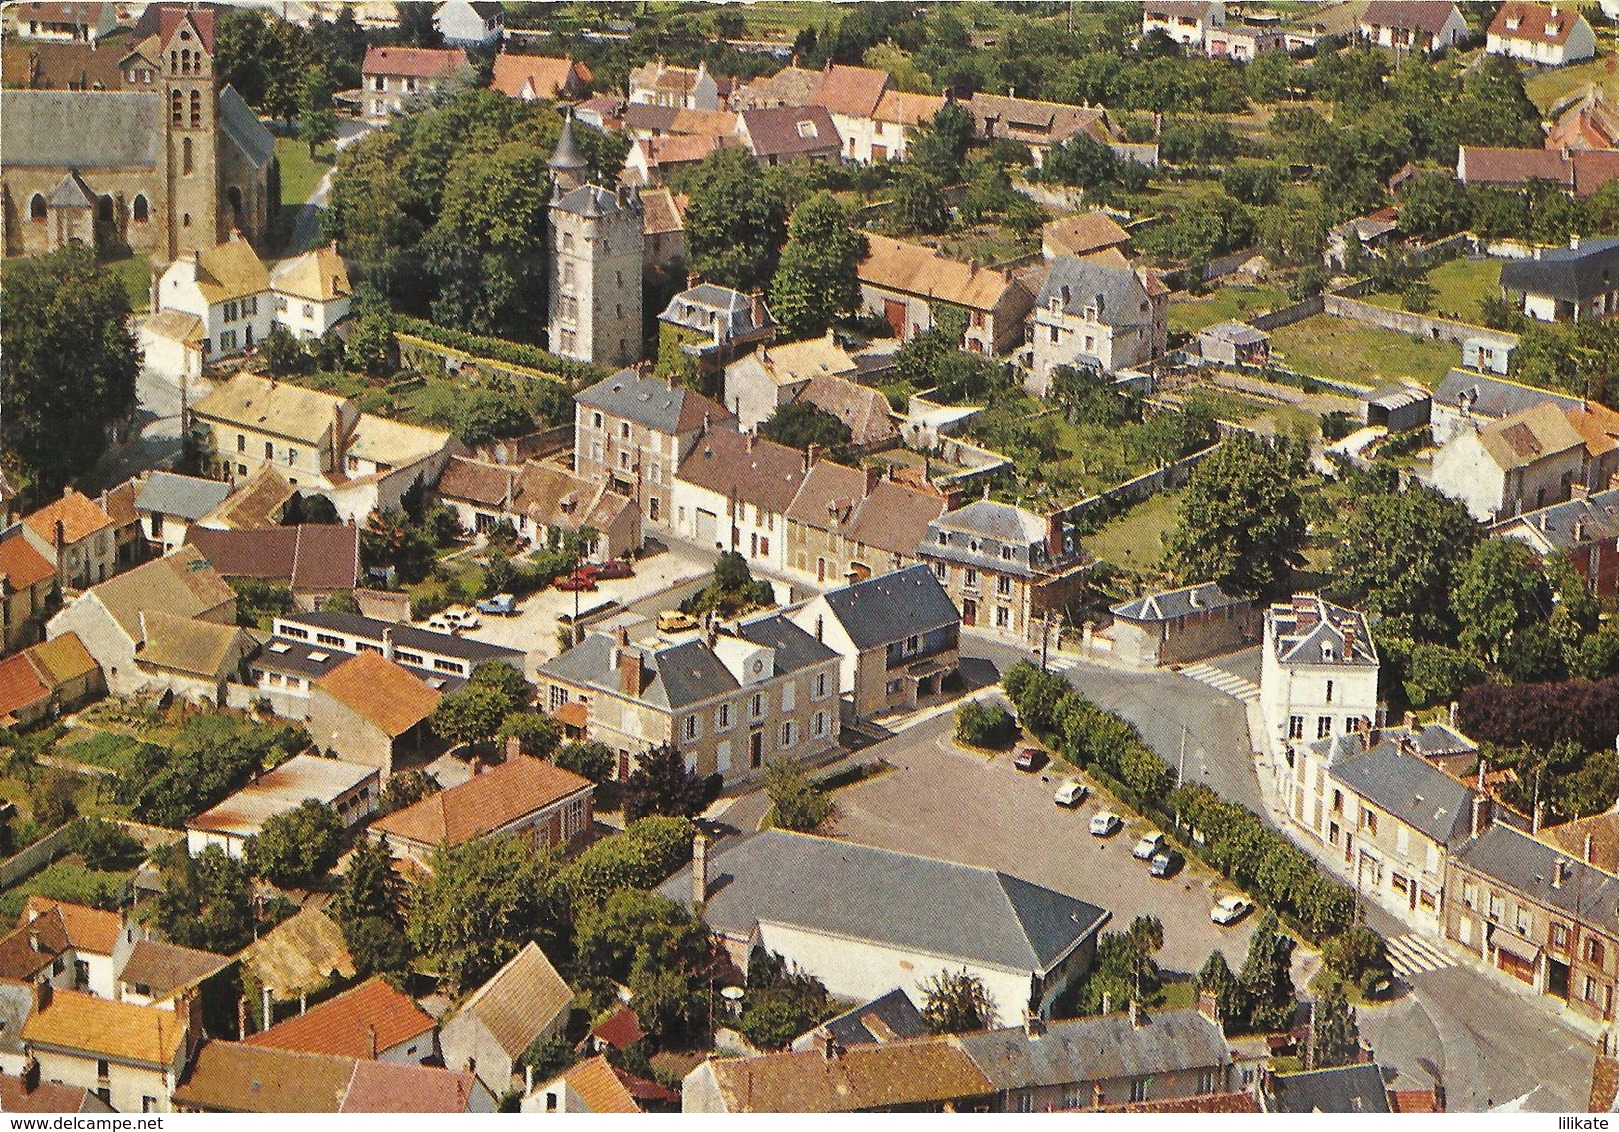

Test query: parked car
[1014,748,1046,772]
[475,593,518,616]
[425,617,455,633]
[440,607,481,629]
[555,573,597,592]
[657,610,699,632]
[1132,832,1167,860]
[1211,894,1252,925]
[590,558,635,580]
[1089,811,1122,837]
[1053,779,1088,807]
[1149,849,1184,878]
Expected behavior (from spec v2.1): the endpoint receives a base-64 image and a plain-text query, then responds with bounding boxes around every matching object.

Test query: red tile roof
[1490,1,1584,45]
[591,1005,645,1050]
[0,1073,106,1113]
[244,977,435,1060]
[0,532,54,591]
[370,756,591,849]
[1362,0,1461,35]
[0,654,50,724]
[24,490,113,547]
[362,45,468,79]
[808,63,891,118]
[23,897,122,955]
[186,525,359,591]
[490,53,589,100]
[339,1060,486,1113]
[315,652,440,737]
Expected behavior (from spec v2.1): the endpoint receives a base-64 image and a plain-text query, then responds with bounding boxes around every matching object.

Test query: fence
[0,816,180,891]
[1247,295,1324,332]
[1322,294,1520,351]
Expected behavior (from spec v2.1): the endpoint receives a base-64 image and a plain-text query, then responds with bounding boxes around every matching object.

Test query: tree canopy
[769,192,868,338]
[1167,436,1306,599]
[676,147,788,291]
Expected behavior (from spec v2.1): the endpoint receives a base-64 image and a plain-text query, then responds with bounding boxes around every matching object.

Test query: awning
[555,701,588,729]
[1491,927,1543,965]
[906,659,952,680]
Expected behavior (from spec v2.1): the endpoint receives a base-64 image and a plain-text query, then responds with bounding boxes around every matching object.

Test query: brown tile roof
[24,490,113,547]
[965,93,1112,147]
[206,466,296,530]
[0,653,51,724]
[29,632,101,685]
[490,53,589,100]
[83,545,237,640]
[1363,0,1462,35]
[641,132,731,168]
[1566,401,1619,460]
[237,907,356,1000]
[740,105,839,159]
[269,244,351,304]
[371,756,590,849]
[0,532,55,590]
[785,460,869,528]
[22,897,121,955]
[23,989,186,1067]
[703,1036,994,1112]
[808,63,891,118]
[435,456,523,508]
[0,1073,106,1113]
[340,1060,487,1112]
[189,754,377,840]
[172,1040,354,1113]
[873,89,942,127]
[0,916,67,981]
[844,477,947,557]
[245,976,435,1060]
[191,373,346,447]
[1459,147,1619,196]
[1044,211,1132,258]
[1490,1,1584,45]
[118,939,231,1001]
[670,107,737,137]
[451,942,573,1058]
[591,1005,645,1050]
[186,525,360,591]
[314,652,440,737]
[859,233,1026,311]
[802,373,899,449]
[1543,813,1619,874]
[1479,401,1586,470]
[678,429,807,515]
[4,29,133,92]
[561,1055,640,1113]
[135,611,253,679]
[98,480,138,529]
[362,44,468,79]
[641,186,686,235]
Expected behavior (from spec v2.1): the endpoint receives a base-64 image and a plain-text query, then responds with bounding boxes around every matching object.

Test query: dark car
[1013,748,1046,772]
[555,573,597,592]
[1149,849,1184,879]
[591,558,635,580]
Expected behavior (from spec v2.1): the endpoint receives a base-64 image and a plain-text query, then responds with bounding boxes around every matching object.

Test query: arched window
[228,186,243,227]
[180,48,190,74]
[182,213,192,228]
[29,194,46,221]
[182,136,193,175]
[169,50,177,73]
[171,89,183,125]
[98,195,115,223]
[190,90,201,128]
[131,194,149,223]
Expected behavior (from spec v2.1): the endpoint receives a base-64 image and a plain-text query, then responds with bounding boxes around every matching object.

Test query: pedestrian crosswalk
[1177,662,1261,703]
[1045,655,1079,673]
[1385,933,1456,980]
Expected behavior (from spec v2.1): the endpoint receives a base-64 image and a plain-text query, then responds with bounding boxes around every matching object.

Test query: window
[1198,1070,1217,1095]
[1590,938,1607,966]
[750,692,765,720]
[1462,880,1478,909]
[303,303,314,319]
[1360,809,1377,835]
[172,88,183,125]
[935,562,947,580]
[1001,545,1014,561]
[591,412,603,430]
[1554,923,1570,950]
[373,75,385,91]
[1316,715,1332,739]
[815,672,829,699]
[995,606,1010,628]
[190,89,202,128]
[1325,679,1334,704]
[96,1059,110,1081]
[886,678,903,695]
[287,447,298,467]
[1287,715,1304,740]
[997,576,1012,597]
[905,635,920,654]
[1130,1079,1149,1103]
[813,711,826,737]
[684,714,699,741]
[131,194,149,222]
[716,702,731,731]
[183,135,193,174]
[549,685,570,711]
[1488,891,1504,922]
[237,433,247,453]
[405,77,417,93]
[779,720,794,748]
[964,567,978,589]
[621,422,631,440]
[432,658,464,674]
[1587,976,1602,1004]
[264,440,275,459]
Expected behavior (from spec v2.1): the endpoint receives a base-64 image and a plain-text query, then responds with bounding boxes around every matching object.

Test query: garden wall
[396,333,575,389]
[1322,294,1519,351]
[0,817,177,891]
[1248,295,1324,332]
[1051,441,1222,528]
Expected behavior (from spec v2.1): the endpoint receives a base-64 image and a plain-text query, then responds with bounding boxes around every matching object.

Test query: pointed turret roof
[549,109,587,174]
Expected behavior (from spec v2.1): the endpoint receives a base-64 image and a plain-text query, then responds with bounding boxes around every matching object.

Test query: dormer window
[796,119,818,139]
[1505,15,1519,29]
[937,532,949,545]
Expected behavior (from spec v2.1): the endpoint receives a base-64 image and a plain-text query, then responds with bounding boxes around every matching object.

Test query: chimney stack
[1587,833,1595,865]
[750,290,766,327]
[21,1055,38,1096]
[1402,711,1417,732]
[32,979,51,1016]
[367,1024,378,1060]
[1554,859,1566,889]
[863,463,883,498]
[805,442,821,471]
[1196,988,1222,1029]
[506,733,522,761]
[620,645,644,696]
[692,834,709,905]
[28,929,39,953]
[1449,701,1459,729]
[1128,999,1143,1029]
[1022,1008,1045,1038]
[381,627,395,662]
[238,995,249,1040]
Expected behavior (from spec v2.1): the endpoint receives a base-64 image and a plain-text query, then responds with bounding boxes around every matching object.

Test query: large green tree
[1332,485,1480,642]
[406,836,555,990]
[1196,950,1251,1034]
[298,65,338,159]
[1,247,138,496]
[431,685,512,750]
[244,800,345,888]
[1166,436,1306,598]
[769,192,868,337]
[1311,982,1361,1069]
[918,968,997,1033]
[1451,538,1553,665]
[677,147,788,290]
[1238,910,1297,1033]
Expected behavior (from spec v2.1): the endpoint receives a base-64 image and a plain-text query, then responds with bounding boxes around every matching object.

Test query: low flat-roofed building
[185,754,378,859]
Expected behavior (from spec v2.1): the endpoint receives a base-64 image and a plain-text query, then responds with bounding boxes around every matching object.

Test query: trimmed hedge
[396,318,611,386]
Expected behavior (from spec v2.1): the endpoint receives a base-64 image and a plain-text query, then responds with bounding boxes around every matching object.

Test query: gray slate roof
[1037,255,1151,328]
[658,283,774,341]
[1267,597,1377,667]
[218,85,274,169]
[1433,370,1582,421]
[957,1008,1229,1092]
[1494,485,1619,551]
[932,499,1046,546]
[1328,739,1477,845]
[923,501,1055,579]
[553,183,641,218]
[659,829,1109,975]
[1112,581,1247,624]
[47,170,95,209]
[1270,1063,1392,1113]
[575,368,724,435]
[820,563,960,652]
[2,89,160,168]
[134,472,232,523]
[549,110,586,173]
[1200,321,1269,346]
[736,612,838,673]
[1452,821,1619,936]
[1501,237,1619,303]
[811,988,928,1049]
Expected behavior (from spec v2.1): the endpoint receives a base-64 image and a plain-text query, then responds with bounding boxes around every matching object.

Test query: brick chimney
[32,978,51,1016]
[805,442,821,471]
[1196,988,1221,1029]
[692,833,709,905]
[749,290,766,327]
[1046,511,1065,561]
[505,733,522,761]
[1587,833,1596,865]
[367,1024,378,1060]
[331,403,350,474]
[863,464,883,498]
[620,645,644,696]
[21,1055,38,1096]
[1128,999,1143,1029]
[1291,595,1318,629]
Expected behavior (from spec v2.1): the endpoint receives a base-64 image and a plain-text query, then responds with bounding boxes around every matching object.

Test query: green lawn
[1168,283,1292,333]
[275,136,334,208]
[1267,314,1459,388]
[1364,257,1501,324]
[1525,51,1618,114]
[54,729,146,773]
[1084,491,1183,571]
[0,857,131,920]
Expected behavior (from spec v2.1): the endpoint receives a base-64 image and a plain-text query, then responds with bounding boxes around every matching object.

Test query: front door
[884,298,907,339]
[962,598,977,626]
[749,730,764,769]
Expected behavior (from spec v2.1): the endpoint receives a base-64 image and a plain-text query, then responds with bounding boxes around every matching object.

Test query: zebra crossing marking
[1178,662,1261,703]
[1385,932,1455,979]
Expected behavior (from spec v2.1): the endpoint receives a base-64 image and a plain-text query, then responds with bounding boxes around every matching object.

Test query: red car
[591,558,635,580]
[555,573,597,592]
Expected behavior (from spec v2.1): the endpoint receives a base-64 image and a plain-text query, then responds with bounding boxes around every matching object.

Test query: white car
[1212,895,1252,925]
[1053,779,1088,807]
[1132,832,1167,860]
[1089,811,1122,837]
[440,608,481,630]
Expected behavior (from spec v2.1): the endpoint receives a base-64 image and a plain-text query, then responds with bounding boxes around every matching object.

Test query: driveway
[826,711,1259,976]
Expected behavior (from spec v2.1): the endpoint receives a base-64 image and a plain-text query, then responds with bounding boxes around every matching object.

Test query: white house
[1486,1,1594,65]
[433,0,503,47]
[1430,401,1587,521]
[154,231,273,362]
[1031,251,1167,389]
[1259,594,1380,756]
[269,244,352,341]
[673,428,805,575]
[184,754,378,859]
[661,831,1109,1021]
[1359,0,1469,54]
[1142,0,1225,46]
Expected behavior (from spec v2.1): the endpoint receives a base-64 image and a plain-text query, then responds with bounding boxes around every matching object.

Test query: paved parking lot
[828,712,1259,976]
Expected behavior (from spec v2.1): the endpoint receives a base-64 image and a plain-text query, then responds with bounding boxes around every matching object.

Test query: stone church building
[1,6,277,263]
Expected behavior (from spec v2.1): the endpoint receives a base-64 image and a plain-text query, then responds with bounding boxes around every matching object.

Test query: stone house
[1108,581,1255,668]
[673,428,806,575]
[0,530,58,653]
[783,460,946,588]
[439,944,573,1094]
[1259,593,1380,755]
[1031,250,1167,386]
[1142,0,1225,46]
[1431,401,1587,522]
[1358,0,1469,54]
[21,490,119,592]
[858,233,1035,355]
[359,45,468,123]
[434,456,640,562]
[1486,0,1593,65]
[307,651,441,776]
[23,985,200,1113]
